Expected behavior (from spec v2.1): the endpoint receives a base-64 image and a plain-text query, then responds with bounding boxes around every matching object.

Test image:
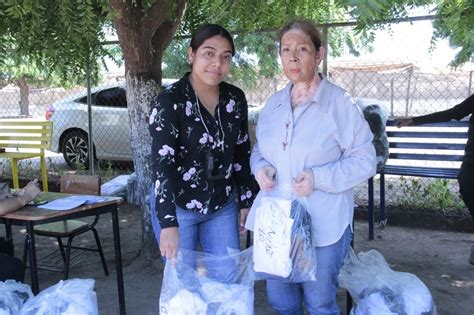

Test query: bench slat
[389,142,466,150]
[0,144,49,149]
[382,165,459,178]
[387,131,468,138]
[0,128,52,135]
[388,152,464,161]
[0,120,53,126]
[0,135,51,142]
[386,120,469,127]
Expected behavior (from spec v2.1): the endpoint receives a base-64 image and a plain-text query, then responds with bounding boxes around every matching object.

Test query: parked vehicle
[46,81,263,168]
[46,81,174,167]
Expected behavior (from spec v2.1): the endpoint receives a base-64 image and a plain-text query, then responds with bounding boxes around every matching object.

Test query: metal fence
[0,18,472,215]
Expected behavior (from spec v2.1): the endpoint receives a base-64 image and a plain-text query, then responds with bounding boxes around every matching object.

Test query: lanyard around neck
[194,91,226,152]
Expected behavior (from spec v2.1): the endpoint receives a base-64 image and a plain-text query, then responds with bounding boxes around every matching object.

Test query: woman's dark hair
[190,24,235,56]
[278,20,322,52]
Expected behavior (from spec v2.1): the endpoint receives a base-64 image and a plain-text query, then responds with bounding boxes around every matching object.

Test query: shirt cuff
[159,217,179,229]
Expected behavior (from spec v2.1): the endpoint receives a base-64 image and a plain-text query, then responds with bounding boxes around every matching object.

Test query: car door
[92,87,132,160]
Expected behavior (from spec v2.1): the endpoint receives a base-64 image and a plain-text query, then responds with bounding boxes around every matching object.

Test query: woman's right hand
[255,165,276,191]
[159,227,179,260]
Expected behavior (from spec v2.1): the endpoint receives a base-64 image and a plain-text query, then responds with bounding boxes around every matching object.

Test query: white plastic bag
[253,193,317,283]
[253,197,294,278]
[339,248,437,315]
[21,279,98,315]
[0,280,33,315]
[159,247,254,315]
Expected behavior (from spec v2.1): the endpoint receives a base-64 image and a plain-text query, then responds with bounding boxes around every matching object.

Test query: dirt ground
[5,202,474,315]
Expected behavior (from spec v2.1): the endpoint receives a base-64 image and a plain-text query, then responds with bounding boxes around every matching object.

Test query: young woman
[149,24,254,261]
[246,21,377,314]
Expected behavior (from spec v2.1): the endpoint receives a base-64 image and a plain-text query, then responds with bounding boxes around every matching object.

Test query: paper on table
[37,195,107,211]
[67,195,108,204]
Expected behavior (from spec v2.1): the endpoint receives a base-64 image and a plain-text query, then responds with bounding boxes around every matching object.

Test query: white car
[46,81,175,167]
[47,80,262,168]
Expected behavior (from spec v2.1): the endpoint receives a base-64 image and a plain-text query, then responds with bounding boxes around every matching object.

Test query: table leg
[5,220,12,242]
[26,222,39,294]
[111,205,126,315]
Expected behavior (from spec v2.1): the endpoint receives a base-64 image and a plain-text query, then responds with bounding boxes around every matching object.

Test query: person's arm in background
[149,94,180,259]
[0,180,40,216]
[397,94,473,127]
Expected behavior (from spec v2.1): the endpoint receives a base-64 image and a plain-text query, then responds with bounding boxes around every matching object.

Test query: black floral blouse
[149,73,255,229]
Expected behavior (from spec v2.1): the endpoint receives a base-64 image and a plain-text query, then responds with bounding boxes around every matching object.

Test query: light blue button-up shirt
[245,77,377,246]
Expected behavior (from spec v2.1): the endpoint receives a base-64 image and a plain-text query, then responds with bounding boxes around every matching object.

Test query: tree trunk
[17,77,29,116]
[110,0,188,259]
[126,74,159,258]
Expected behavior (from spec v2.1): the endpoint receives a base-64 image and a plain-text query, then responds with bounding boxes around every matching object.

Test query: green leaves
[1,0,110,85]
[338,0,473,65]
[433,0,473,66]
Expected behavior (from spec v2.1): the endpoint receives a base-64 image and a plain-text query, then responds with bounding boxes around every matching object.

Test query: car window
[95,87,127,108]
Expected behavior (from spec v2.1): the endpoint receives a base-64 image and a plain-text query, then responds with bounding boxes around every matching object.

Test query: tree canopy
[1,0,471,84]
[337,0,473,66]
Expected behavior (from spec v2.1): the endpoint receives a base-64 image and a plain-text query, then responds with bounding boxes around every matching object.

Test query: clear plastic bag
[159,247,254,315]
[253,188,317,283]
[0,280,33,315]
[339,248,437,315]
[20,279,98,315]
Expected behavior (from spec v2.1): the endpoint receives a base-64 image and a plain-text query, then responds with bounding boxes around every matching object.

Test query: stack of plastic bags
[339,248,437,315]
[159,247,254,315]
[0,278,98,315]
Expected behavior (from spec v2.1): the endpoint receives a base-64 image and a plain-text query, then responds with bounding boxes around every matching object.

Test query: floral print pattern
[149,73,255,228]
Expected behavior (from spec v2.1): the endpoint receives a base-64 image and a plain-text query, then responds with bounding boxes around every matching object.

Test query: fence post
[86,62,95,175]
[405,66,413,116]
[322,26,328,77]
[390,77,394,118]
[469,71,473,97]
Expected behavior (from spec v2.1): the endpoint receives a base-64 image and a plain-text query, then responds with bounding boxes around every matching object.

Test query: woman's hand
[159,227,179,260]
[239,208,250,235]
[255,165,276,191]
[396,118,414,128]
[292,169,314,197]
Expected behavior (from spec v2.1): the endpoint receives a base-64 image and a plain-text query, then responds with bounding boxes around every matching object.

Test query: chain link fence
[0,18,472,215]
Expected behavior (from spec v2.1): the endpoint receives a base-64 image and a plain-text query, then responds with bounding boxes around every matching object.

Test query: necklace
[194,91,226,151]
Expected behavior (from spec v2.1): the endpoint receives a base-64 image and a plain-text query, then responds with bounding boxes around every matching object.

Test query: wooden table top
[0,192,123,221]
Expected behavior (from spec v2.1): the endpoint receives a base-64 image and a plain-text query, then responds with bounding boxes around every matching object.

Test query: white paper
[37,196,107,211]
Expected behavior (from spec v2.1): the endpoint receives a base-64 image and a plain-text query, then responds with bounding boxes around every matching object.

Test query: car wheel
[61,130,94,168]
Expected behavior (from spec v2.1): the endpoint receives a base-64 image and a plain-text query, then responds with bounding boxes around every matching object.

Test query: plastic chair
[24,174,109,279]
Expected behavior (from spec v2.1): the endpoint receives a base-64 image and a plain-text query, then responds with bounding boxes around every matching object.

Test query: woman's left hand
[292,169,314,197]
[239,208,250,235]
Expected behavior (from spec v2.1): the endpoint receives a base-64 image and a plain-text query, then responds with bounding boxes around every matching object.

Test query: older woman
[245,21,377,314]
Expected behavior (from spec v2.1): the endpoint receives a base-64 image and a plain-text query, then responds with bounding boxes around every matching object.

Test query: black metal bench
[367,119,469,239]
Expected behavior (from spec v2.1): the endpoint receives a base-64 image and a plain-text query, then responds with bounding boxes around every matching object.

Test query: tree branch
[151,0,188,52]
[143,0,167,33]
